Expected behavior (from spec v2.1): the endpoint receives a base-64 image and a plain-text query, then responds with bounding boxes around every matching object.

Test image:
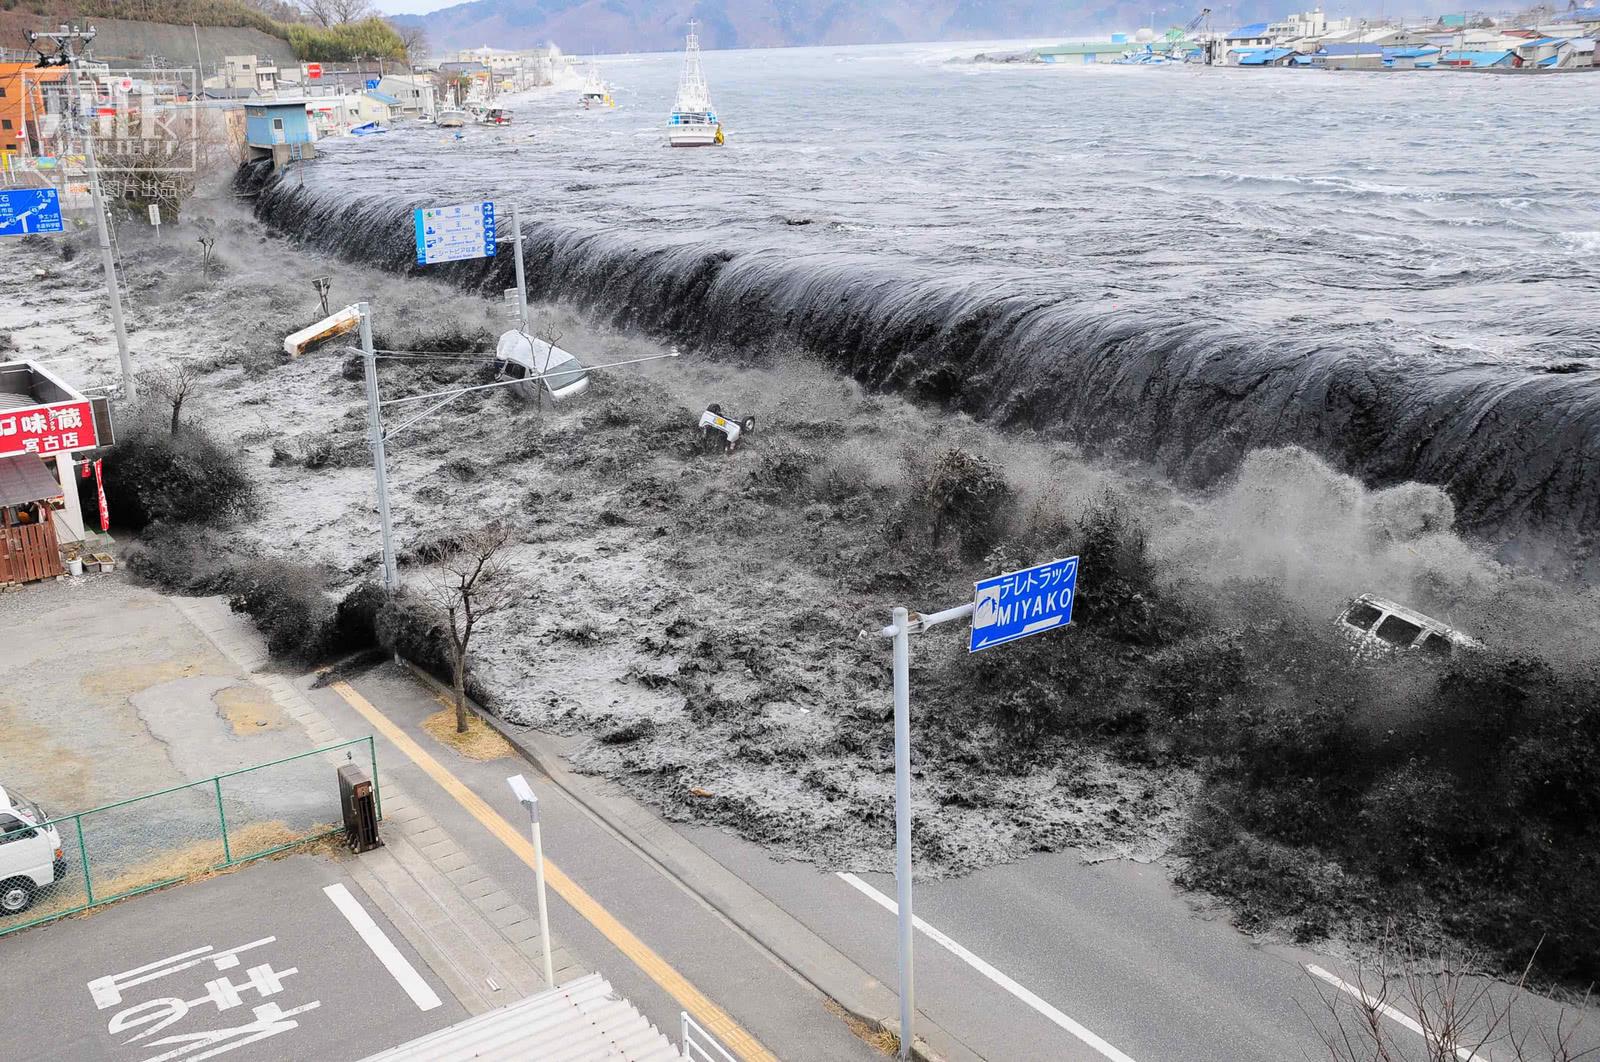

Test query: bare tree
[145,362,201,436]
[429,524,515,734]
[196,217,217,279]
[299,0,373,26]
[393,23,429,66]
[1305,936,1598,1062]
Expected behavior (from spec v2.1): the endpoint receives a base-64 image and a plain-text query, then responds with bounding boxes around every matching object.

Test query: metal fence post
[368,735,383,820]
[76,815,93,906]
[213,777,233,865]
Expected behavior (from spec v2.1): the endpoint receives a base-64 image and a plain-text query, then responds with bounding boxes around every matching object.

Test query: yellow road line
[330,680,777,1062]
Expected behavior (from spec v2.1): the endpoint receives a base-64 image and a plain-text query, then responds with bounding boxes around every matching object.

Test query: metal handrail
[681,1011,738,1062]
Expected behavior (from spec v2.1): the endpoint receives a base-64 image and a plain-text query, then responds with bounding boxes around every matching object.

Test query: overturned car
[1336,594,1479,659]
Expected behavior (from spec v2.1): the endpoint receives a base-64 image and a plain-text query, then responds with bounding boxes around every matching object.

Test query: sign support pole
[358,301,397,592]
[880,601,974,1061]
[511,200,529,335]
[891,605,914,1061]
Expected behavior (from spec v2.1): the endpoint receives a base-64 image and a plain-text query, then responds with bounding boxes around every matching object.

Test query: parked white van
[1336,594,1478,659]
[0,783,66,915]
[495,330,591,404]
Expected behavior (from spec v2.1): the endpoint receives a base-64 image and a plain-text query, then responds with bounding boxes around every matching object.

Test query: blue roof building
[1439,49,1514,67]
[244,100,312,148]
[1235,47,1297,66]
[1226,22,1271,38]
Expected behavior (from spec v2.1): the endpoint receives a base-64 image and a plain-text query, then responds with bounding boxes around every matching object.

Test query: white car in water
[495,330,591,404]
[1336,594,1478,658]
[0,782,66,915]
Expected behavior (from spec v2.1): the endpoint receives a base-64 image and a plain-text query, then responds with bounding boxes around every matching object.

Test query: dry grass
[5,821,342,931]
[215,684,287,734]
[824,999,901,1057]
[98,819,341,898]
[422,705,515,761]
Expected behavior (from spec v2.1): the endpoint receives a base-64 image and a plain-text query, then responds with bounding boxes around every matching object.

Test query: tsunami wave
[239,163,1600,578]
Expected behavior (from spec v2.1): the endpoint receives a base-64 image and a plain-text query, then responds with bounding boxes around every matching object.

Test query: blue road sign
[413,201,497,265]
[366,78,380,89]
[969,555,1079,653]
[0,188,65,237]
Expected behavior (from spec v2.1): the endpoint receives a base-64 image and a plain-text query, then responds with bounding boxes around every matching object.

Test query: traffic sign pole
[876,557,1075,1059]
[880,600,973,1061]
[891,605,915,1062]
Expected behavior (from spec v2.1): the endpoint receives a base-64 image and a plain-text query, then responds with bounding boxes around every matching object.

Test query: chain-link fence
[0,737,379,936]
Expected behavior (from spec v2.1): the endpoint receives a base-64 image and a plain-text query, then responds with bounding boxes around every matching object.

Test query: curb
[392,658,981,1062]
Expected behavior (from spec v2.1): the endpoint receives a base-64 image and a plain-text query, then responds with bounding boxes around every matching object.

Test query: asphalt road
[311,665,879,1062]
[0,855,464,1062]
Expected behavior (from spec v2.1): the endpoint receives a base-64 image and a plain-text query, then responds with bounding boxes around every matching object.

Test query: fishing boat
[667,22,722,147]
[436,108,468,128]
[578,63,614,109]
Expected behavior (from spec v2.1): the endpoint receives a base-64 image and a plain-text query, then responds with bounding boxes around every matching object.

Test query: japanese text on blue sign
[413,201,496,265]
[969,555,1079,653]
[0,189,65,237]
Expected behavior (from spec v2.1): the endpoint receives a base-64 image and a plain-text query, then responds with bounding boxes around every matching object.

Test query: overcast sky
[377,1,456,16]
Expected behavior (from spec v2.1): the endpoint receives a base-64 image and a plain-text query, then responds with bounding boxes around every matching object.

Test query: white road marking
[1305,964,1489,1062]
[836,872,1139,1062]
[323,883,442,1012]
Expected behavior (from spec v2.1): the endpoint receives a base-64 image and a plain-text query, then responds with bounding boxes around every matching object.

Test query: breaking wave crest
[240,164,1600,577]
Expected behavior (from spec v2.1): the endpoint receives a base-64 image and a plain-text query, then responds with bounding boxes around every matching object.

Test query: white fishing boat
[667,22,722,147]
[578,63,614,109]
[436,108,468,128]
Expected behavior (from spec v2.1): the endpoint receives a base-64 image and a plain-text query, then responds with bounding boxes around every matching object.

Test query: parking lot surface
[0,854,464,1062]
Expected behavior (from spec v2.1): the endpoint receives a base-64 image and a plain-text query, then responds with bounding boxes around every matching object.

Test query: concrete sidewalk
[170,595,575,1016]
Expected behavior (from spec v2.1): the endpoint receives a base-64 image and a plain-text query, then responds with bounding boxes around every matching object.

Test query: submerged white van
[1336,594,1479,659]
[0,783,66,915]
[495,330,591,404]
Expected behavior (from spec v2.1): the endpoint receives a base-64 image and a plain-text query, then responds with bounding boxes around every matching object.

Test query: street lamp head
[506,773,538,819]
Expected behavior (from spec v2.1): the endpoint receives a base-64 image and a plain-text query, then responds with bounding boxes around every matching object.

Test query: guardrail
[682,1010,739,1062]
[0,736,379,937]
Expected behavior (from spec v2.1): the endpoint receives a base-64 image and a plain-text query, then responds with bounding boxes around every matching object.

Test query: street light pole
[506,774,555,987]
[358,301,397,592]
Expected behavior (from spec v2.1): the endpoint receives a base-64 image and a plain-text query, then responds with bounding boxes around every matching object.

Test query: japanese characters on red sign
[0,400,98,458]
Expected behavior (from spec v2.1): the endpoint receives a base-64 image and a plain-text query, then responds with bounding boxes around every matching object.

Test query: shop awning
[0,454,63,507]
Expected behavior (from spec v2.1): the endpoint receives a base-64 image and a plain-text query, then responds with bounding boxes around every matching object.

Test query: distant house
[1035,41,1133,64]
[1234,46,1299,66]
[1225,22,1273,48]
[244,99,316,170]
[377,74,437,116]
[1436,49,1515,68]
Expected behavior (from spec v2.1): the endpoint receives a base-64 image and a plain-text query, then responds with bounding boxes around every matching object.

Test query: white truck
[0,783,66,915]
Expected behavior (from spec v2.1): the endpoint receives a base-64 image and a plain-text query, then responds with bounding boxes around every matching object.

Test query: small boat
[578,63,614,109]
[665,21,723,146]
[436,109,468,128]
[667,21,722,147]
[481,107,513,125]
[348,121,386,136]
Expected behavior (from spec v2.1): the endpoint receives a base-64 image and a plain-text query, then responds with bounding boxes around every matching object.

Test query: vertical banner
[94,458,109,531]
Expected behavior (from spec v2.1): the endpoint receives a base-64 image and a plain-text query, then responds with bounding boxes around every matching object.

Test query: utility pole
[358,302,398,592]
[27,25,137,401]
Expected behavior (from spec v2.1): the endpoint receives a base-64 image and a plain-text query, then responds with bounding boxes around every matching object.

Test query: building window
[0,119,10,130]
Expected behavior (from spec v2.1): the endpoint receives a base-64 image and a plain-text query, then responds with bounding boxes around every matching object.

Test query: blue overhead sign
[969,556,1079,652]
[413,201,496,265]
[0,188,65,237]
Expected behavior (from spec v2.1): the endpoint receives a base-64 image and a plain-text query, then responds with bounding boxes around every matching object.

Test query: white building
[376,74,436,117]
[1266,7,1354,43]
[215,55,278,94]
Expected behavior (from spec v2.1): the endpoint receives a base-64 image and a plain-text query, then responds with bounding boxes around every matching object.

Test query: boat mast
[676,19,710,110]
